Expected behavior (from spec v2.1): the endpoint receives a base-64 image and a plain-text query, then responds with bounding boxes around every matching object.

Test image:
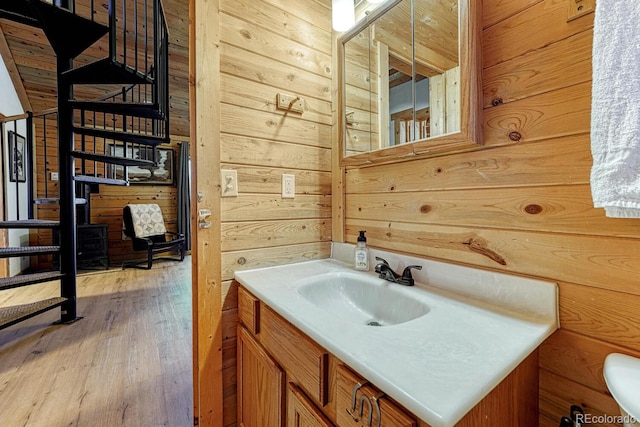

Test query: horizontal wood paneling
[483,30,592,107]
[218,1,333,424]
[345,135,591,192]
[483,82,591,146]
[343,3,637,423]
[346,185,640,238]
[482,0,542,29]
[221,242,331,281]
[482,0,593,68]
[222,194,331,222]
[345,220,640,295]
[539,329,640,395]
[221,165,331,195]
[539,369,620,427]
[221,75,332,125]
[220,135,331,171]
[222,219,331,252]
[558,282,640,352]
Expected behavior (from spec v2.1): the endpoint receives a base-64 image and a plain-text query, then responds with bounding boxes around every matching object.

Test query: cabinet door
[238,325,285,427]
[287,383,334,427]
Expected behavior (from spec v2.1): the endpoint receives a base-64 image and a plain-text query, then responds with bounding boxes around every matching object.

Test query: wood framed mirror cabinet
[338,0,482,167]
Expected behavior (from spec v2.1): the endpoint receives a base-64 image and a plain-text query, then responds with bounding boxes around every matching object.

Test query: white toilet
[604,353,640,427]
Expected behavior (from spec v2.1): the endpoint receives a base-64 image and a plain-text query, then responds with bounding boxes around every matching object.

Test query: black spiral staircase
[0,0,170,329]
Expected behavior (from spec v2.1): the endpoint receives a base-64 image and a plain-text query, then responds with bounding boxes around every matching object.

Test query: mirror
[340,0,481,166]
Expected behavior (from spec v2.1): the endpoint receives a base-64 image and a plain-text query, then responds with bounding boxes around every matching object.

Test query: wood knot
[240,29,252,39]
[420,205,432,214]
[389,185,396,191]
[524,204,543,215]
[491,98,503,107]
[463,238,507,266]
[435,167,443,174]
[237,257,246,265]
[508,131,522,142]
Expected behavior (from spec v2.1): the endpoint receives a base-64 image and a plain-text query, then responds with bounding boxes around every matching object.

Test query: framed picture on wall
[107,144,174,185]
[8,131,26,183]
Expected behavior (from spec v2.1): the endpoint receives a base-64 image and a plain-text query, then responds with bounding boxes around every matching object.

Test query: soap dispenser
[354,230,370,271]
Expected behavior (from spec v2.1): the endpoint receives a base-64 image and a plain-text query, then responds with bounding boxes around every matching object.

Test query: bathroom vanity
[234,244,558,427]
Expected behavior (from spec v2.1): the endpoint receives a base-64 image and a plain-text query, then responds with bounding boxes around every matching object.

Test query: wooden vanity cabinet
[236,285,538,427]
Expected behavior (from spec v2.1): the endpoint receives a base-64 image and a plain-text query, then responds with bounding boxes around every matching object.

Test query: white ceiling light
[332,0,355,32]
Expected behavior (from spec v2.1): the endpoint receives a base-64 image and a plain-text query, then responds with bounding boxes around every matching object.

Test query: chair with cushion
[122,203,185,269]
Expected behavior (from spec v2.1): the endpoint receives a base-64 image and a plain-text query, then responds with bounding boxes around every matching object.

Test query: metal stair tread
[74,175,129,186]
[0,297,67,330]
[72,125,167,147]
[69,100,165,120]
[0,272,65,292]
[0,219,60,229]
[0,246,61,258]
[62,57,153,85]
[72,150,157,167]
[29,0,109,59]
[34,198,87,205]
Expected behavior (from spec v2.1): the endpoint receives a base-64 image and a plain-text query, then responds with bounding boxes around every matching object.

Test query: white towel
[590,0,640,218]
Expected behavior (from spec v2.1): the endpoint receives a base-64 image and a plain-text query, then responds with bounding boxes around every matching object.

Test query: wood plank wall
[217,0,334,425]
[343,1,639,426]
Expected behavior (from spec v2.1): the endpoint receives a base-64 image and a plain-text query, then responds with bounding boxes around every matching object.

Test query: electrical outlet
[276,93,304,113]
[282,174,295,199]
[221,169,238,197]
[50,172,59,181]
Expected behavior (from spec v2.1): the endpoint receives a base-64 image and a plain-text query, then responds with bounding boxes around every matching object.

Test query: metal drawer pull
[371,392,386,427]
[347,381,368,415]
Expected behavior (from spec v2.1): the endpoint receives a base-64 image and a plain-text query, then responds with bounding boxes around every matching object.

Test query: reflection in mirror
[342,0,463,158]
[413,0,459,139]
[344,0,413,156]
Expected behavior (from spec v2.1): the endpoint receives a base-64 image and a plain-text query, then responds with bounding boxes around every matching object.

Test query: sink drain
[366,320,383,327]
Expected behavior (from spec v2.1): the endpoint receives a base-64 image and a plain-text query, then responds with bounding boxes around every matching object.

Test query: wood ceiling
[0,0,190,137]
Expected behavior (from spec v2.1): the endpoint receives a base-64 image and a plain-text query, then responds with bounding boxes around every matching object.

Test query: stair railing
[107,0,170,141]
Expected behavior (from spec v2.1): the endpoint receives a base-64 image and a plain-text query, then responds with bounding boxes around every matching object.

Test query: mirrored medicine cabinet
[339,0,482,166]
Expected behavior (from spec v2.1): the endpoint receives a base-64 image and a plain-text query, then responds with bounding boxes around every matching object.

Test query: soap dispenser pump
[354,230,370,271]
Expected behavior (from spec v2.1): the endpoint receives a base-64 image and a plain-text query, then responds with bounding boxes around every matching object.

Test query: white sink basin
[296,271,430,326]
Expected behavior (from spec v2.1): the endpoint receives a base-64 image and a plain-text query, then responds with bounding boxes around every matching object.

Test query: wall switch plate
[221,169,238,197]
[276,93,304,113]
[50,172,59,181]
[282,174,295,198]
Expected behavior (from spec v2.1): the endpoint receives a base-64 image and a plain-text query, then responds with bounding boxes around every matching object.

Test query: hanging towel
[590,0,640,218]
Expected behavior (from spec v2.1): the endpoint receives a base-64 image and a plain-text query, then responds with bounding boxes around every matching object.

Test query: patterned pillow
[127,204,167,238]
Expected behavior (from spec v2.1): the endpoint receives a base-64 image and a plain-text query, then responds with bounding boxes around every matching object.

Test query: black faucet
[374,257,422,286]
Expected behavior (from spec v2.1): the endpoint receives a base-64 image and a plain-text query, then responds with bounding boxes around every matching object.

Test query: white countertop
[233,243,558,427]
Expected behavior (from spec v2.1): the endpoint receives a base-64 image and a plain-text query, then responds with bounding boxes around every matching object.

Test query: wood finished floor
[0,258,193,427]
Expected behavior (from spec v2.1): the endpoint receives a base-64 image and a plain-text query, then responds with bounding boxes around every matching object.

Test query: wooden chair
[122,203,185,269]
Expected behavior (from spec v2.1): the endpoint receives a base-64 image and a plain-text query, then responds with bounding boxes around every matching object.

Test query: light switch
[221,170,238,197]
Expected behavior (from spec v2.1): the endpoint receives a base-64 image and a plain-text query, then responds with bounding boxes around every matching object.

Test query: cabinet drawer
[261,305,330,406]
[336,365,416,427]
[238,286,260,335]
